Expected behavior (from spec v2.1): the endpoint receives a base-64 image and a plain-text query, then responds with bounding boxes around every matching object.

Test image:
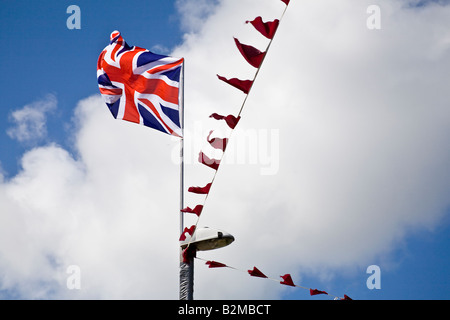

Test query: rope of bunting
[180,0,353,300]
[195,256,353,300]
[180,0,290,259]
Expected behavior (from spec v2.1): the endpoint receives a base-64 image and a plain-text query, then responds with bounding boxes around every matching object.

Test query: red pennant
[182,248,189,263]
[248,267,268,278]
[206,261,227,268]
[342,294,352,300]
[246,17,279,40]
[234,38,266,68]
[310,288,328,296]
[181,205,203,217]
[179,225,196,241]
[199,151,220,170]
[217,75,253,94]
[209,113,241,129]
[188,183,212,195]
[207,131,228,151]
[281,0,290,5]
[280,274,295,287]
[182,246,197,263]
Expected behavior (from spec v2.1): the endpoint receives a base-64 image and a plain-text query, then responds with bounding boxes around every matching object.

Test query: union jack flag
[97,31,184,137]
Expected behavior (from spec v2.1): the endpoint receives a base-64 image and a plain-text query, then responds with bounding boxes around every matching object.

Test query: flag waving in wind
[97,31,184,137]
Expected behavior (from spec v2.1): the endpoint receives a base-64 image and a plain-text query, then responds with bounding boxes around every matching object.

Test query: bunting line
[236,2,288,118]
[180,0,289,262]
[195,256,353,300]
[180,1,352,301]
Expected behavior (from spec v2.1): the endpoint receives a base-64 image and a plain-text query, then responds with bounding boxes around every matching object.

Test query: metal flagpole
[179,60,194,300]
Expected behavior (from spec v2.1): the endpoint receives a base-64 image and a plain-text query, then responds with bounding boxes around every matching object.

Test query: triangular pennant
[179,225,196,241]
[281,0,290,5]
[199,151,220,170]
[206,261,227,268]
[246,17,279,40]
[182,246,197,263]
[234,38,266,68]
[181,205,204,217]
[188,183,212,195]
[217,75,253,94]
[310,288,328,296]
[207,131,228,151]
[209,113,241,129]
[280,274,295,287]
[248,267,268,278]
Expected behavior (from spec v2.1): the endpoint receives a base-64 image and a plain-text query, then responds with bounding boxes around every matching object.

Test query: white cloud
[1,95,181,299]
[175,0,220,33]
[175,0,450,298]
[0,0,450,299]
[7,94,57,144]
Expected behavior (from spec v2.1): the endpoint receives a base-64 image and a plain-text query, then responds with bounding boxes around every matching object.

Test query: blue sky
[0,0,449,300]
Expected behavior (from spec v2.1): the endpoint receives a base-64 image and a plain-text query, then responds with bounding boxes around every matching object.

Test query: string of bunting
[196,256,353,300]
[180,0,353,300]
[180,0,290,259]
